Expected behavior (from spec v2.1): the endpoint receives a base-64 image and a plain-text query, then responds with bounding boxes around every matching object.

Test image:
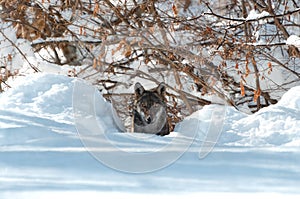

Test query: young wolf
[132,82,170,136]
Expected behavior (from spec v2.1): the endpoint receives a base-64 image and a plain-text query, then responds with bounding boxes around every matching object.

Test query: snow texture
[0,74,300,198]
[246,9,270,20]
[286,35,300,48]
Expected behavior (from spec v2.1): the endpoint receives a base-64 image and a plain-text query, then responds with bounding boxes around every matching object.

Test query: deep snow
[0,74,300,198]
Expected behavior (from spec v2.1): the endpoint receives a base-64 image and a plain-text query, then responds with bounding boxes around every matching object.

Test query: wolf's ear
[156,82,166,96]
[134,82,145,96]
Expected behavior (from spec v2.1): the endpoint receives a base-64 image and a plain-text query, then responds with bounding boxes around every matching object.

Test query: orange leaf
[245,60,250,77]
[267,62,272,73]
[93,58,97,69]
[235,62,239,69]
[93,3,99,17]
[201,87,207,96]
[7,54,12,62]
[172,4,178,17]
[79,26,83,35]
[240,80,245,96]
[268,62,272,69]
[205,26,212,34]
[144,57,150,64]
[124,45,132,58]
[209,77,217,87]
[149,26,155,34]
[112,39,126,56]
[253,88,261,102]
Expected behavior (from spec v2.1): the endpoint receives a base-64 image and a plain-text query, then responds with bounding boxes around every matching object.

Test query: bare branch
[0,29,40,72]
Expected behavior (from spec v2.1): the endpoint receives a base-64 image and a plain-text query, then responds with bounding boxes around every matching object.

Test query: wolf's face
[133,82,169,136]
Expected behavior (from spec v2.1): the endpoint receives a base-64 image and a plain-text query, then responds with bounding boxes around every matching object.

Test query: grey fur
[133,82,169,136]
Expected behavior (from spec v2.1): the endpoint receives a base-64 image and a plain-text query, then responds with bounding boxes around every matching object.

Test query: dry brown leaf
[93,58,97,69]
[79,26,83,35]
[245,60,250,77]
[240,80,245,96]
[268,62,272,70]
[268,62,272,74]
[112,39,126,56]
[235,62,239,70]
[7,54,12,62]
[253,88,261,102]
[172,4,178,17]
[124,45,132,58]
[93,3,99,17]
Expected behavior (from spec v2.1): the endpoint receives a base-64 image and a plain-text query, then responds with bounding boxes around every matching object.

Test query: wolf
[132,82,170,136]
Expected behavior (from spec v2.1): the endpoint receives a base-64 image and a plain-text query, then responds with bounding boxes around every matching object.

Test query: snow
[0,23,34,72]
[2,192,300,199]
[1,73,300,197]
[286,35,300,48]
[246,9,270,21]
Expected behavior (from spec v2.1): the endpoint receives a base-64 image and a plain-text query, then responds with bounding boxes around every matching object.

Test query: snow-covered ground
[0,73,300,198]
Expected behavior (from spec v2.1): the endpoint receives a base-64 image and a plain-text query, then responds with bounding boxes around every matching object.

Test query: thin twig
[0,29,40,72]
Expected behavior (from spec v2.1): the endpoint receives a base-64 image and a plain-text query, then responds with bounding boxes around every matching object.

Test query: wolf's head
[133,82,169,135]
[134,82,166,123]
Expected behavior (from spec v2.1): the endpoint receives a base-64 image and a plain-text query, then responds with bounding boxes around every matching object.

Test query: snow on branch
[204,4,300,26]
[286,35,300,49]
[246,10,270,20]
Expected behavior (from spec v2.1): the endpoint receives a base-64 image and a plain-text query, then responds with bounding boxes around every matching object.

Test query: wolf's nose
[146,116,152,124]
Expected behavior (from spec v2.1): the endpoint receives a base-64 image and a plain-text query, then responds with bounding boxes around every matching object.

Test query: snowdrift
[176,85,300,147]
[1,73,300,196]
[1,73,299,148]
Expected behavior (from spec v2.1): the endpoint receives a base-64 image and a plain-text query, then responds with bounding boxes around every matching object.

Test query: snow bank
[229,85,300,146]
[1,73,299,149]
[0,74,75,124]
[1,73,300,196]
[0,74,80,149]
[182,86,300,147]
